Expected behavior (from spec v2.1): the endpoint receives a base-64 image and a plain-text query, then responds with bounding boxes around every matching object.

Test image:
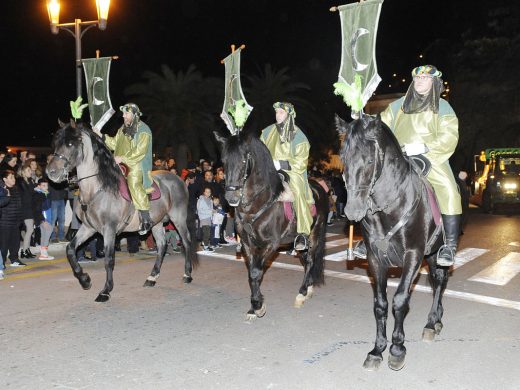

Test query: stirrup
[436,244,455,267]
[294,234,309,251]
[353,241,367,259]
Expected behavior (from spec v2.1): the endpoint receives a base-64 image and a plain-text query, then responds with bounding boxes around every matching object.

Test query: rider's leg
[426,163,462,267]
[288,176,313,251]
[127,172,152,234]
[436,214,461,267]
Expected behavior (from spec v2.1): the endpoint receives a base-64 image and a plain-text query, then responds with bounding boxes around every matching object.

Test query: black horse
[336,114,449,371]
[215,131,328,320]
[46,120,198,302]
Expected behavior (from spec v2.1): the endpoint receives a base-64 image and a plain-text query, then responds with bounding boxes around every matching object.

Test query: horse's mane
[83,125,122,194]
[54,122,121,194]
[342,115,403,164]
[224,133,284,199]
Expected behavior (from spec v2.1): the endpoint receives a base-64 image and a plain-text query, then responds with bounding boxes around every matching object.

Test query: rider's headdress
[120,103,142,118]
[273,102,297,143]
[402,65,445,114]
[411,65,442,78]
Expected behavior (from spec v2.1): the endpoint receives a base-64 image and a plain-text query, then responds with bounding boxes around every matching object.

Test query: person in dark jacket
[18,164,37,259]
[0,182,10,278]
[0,170,25,267]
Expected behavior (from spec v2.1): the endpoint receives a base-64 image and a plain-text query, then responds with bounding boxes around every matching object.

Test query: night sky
[4,0,478,148]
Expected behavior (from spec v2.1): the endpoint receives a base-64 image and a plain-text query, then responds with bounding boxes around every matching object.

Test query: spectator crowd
[0,148,350,281]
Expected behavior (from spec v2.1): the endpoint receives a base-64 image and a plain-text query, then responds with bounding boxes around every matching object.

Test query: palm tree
[124,64,223,167]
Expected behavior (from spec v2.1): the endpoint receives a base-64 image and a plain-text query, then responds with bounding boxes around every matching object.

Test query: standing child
[33,179,54,260]
[210,196,225,248]
[196,186,213,252]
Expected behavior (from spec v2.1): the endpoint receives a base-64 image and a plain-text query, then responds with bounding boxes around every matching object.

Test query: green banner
[82,57,115,131]
[334,0,384,113]
[220,48,253,134]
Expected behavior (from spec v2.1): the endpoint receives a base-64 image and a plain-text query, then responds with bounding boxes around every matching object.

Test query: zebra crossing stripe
[420,247,489,274]
[468,252,520,286]
[197,252,520,311]
[277,236,350,256]
[508,242,520,247]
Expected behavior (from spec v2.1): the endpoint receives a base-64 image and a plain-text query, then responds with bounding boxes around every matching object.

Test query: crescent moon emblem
[350,28,370,72]
[91,77,105,106]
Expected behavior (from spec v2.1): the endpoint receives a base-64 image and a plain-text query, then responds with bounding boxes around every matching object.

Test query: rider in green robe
[260,102,314,251]
[355,65,461,267]
[102,103,154,234]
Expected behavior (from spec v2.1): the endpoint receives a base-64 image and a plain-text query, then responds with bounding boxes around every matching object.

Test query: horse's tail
[310,181,328,286]
[187,208,200,269]
[311,219,326,287]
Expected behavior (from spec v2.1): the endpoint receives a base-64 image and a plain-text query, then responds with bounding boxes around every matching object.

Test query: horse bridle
[51,142,99,183]
[225,151,253,206]
[344,140,385,211]
[50,153,72,181]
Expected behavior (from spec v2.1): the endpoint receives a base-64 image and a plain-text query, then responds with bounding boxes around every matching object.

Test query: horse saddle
[118,163,161,202]
[276,179,316,221]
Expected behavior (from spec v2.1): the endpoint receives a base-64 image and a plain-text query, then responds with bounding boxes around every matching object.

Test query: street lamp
[46,0,111,98]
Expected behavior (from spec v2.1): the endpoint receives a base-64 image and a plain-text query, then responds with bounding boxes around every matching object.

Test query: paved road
[1,208,519,389]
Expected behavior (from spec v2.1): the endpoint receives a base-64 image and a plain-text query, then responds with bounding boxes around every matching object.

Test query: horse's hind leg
[66,225,95,290]
[363,263,389,371]
[144,224,166,287]
[169,207,196,284]
[295,225,326,308]
[95,226,117,302]
[422,254,449,341]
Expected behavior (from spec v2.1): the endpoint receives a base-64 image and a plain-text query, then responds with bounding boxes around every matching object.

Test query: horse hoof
[254,303,267,318]
[306,285,314,298]
[434,322,443,335]
[363,354,382,371]
[294,293,306,308]
[95,293,110,303]
[79,274,91,290]
[244,310,257,323]
[143,280,156,287]
[422,327,436,342]
[183,275,193,284]
[388,353,406,371]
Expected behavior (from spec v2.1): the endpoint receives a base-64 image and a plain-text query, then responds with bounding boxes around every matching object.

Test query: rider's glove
[403,143,429,156]
[273,160,291,171]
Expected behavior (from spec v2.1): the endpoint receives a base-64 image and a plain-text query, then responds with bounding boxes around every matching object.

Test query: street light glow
[47,0,60,32]
[96,0,110,30]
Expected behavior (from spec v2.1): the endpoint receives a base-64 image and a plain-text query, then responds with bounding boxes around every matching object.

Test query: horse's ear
[334,114,348,135]
[214,131,227,146]
[58,118,66,128]
[70,119,76,129]
[363,114,383,139]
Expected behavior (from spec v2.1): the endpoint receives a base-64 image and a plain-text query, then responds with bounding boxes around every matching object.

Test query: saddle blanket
[284,202,317,221]
[119,177,161,202]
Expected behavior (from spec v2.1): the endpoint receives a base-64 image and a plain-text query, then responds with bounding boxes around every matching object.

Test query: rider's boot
[294,233,309,251]
[436,214,461,267]
[353,240,367,259]
[138,210,154,235]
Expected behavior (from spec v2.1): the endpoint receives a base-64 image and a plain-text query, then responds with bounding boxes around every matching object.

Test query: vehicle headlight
[503,182,517,190]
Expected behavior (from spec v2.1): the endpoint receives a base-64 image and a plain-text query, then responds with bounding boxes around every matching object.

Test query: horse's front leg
[243,243,270,321]
[66,225,96,290]
[95,226,117,302]
[363,260,389,371]
[388,252,422,371]
[422,253,449,341]
[144,224,166,287]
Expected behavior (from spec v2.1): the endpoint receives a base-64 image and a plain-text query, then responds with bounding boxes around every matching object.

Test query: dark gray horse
[46,120,197,302]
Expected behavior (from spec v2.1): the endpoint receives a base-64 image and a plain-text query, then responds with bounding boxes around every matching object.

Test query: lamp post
[47,0,111,98]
